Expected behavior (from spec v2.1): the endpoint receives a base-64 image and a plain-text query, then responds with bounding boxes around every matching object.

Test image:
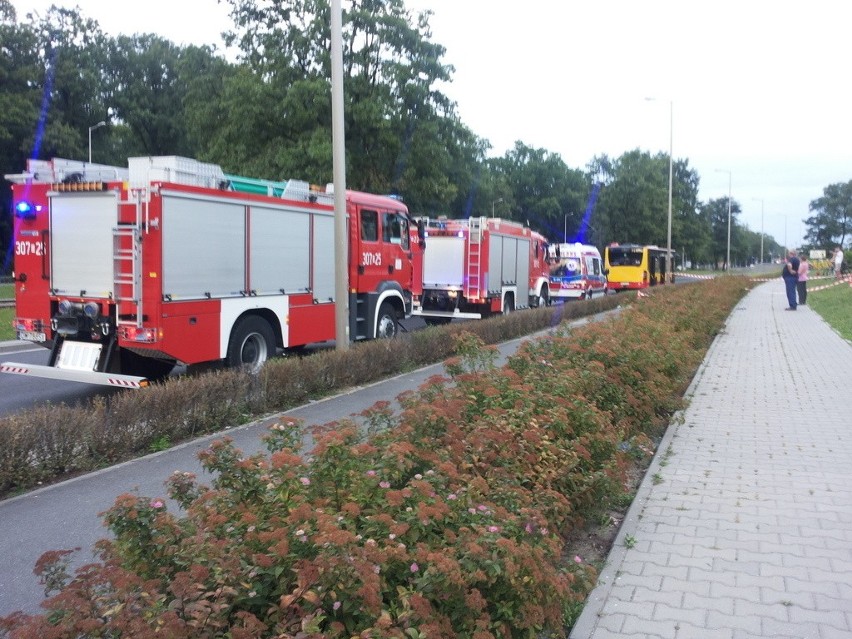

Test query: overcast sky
[13,0,852,251]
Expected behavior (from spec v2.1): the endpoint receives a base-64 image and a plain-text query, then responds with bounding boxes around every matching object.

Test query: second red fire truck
[413,216,551,325]
[3,156,422,387]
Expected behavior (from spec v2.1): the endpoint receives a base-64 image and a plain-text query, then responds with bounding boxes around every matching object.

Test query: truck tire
[375,302,398,339]
[534,288,549,308]
[227,316,275,373]
[502,296,514,315]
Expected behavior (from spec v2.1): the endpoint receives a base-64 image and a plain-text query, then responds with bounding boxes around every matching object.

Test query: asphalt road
[0,343,127,417]
[0,310,610,618]
[0,318,433,418]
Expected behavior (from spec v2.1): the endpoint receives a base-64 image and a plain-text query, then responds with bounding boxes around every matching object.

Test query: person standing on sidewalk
[782,249,800,310]
[797,253,809,305]
[832,246,844,279]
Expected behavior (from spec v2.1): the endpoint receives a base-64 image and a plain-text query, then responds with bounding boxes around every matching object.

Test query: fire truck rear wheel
[375,303,398,339]
[227,316,275,373]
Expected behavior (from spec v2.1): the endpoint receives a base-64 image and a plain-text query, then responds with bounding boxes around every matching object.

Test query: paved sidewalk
[571,280,852,639]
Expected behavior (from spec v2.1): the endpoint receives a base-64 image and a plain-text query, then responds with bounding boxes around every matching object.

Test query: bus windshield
[607,248,643,267]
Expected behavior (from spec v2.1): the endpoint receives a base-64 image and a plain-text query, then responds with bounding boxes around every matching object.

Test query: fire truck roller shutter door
[226,315,276,373]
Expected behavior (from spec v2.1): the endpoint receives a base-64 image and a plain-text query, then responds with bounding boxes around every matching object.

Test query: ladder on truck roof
[466,217,485,300]
[112,191,145,330]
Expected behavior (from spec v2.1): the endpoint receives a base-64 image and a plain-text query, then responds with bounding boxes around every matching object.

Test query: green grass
[1,282,15,340]
[0,307,14,341]
[809,282,852,342]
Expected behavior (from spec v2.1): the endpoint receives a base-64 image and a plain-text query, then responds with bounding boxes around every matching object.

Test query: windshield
[608,248,643,267]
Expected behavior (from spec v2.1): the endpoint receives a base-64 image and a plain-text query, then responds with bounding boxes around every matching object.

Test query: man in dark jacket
[782,249,800,310]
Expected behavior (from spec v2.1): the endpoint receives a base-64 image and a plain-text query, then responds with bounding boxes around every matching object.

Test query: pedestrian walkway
[571,280,852,638]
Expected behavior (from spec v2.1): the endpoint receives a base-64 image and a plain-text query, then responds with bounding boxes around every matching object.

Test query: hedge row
[0,278,750,638]
[0,295,619,497]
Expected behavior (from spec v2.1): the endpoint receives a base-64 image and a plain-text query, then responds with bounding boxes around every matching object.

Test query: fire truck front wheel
[227,316,275,373]
[375,302,399,339]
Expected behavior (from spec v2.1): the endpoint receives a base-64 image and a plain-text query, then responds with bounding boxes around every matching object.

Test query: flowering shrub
[0,278,749,637]
[0,294,623,498]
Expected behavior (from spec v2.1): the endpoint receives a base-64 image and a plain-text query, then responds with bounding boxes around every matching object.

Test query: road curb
[0,340,32,355]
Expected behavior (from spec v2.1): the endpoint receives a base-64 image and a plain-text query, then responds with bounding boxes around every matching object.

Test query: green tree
[489,141,588,239]
[27,6,112,161]
[105,35,203,157]
[670,158,704,263]
[805,181,852,250]
[700,197,742,269]
[217,0,470,211]
[590,150,704,265]
[594,150,669,245]
[0,2,40,271]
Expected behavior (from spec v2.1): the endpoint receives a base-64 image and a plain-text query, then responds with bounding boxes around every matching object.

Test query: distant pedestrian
[797,254,809,305]
[832,246,844,279]
[782,249,800,310]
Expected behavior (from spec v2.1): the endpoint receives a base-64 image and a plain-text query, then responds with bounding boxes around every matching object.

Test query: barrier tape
[804,275,852,293]
[642,273,851,292]
[678,274,715,280]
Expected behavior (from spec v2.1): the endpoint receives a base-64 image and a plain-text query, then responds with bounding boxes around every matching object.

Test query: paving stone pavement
[570,280,852,639]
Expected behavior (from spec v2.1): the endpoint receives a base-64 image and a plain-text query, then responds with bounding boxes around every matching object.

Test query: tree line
[1,0,846,275]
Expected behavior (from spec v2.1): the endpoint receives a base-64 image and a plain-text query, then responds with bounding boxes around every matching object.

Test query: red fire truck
[413,216,550,325]
[2,156,422,387]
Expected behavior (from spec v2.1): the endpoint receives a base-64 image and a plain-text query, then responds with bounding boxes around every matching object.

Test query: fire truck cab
[3,156,422,387]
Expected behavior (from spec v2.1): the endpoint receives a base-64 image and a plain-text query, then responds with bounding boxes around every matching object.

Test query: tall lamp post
[492,198,503,217]
[716,169,732,270]
[331,0,349,351]
[665,101,673,280]
[645,98,674,280]
[752,198,764,264]
[88,121,106,164]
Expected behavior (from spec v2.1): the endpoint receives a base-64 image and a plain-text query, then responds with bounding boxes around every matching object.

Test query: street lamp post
[492,198,503,217]
[646,98,674,280]
[753,198,764,264]
[665,100,673,280]
[331,0,349,351]
[716,169,732,270]
[88,121,106,164]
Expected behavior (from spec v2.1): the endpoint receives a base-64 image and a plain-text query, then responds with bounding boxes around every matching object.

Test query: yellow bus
[604,243,675,291]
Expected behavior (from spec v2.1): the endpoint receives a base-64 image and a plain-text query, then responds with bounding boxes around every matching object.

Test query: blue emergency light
[14,201,40,219]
